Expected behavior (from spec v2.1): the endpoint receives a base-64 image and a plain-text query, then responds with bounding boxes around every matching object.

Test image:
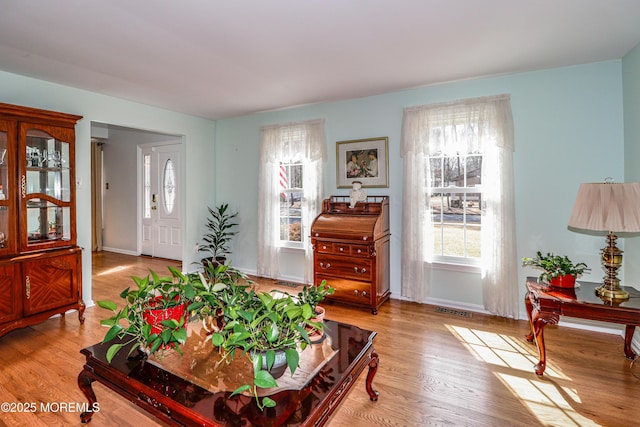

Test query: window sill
[280,246,305,254]
[431,261,481,274]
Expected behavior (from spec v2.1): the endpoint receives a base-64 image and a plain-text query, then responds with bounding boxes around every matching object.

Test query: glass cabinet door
[0,120,16,255]
[19,123,75,251]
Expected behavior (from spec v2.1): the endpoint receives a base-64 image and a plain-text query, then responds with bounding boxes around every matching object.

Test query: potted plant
[297,280,335,342]
[188,262,253,335]
[522,251,590,288]
[207,286,322,410]
[199,203,238,267]
[97,266,196,362]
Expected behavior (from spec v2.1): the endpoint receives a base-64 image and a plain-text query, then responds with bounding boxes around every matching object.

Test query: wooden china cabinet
[0,102,84,337]
[311,196,390,314]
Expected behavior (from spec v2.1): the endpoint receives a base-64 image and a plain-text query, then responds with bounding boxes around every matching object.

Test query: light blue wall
[623,43,640,285]
[216,60,624,315]
[0,59,626,316]
[0,71,216,304]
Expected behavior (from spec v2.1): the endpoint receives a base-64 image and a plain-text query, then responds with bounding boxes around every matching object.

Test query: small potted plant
[198,203,238,268]
[188,262,253,335]
[522,251,590,288]
[297,280,335,342]
[208,287,322,410]
[97,266,196,362]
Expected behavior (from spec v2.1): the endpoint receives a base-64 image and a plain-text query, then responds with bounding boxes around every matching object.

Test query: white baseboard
[101,247,139,256]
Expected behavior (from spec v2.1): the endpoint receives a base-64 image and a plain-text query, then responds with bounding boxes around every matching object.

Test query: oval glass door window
[163,158,176,214]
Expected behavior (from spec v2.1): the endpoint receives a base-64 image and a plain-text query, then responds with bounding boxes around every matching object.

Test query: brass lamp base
[596,232,630,301]
[595,284,630,301]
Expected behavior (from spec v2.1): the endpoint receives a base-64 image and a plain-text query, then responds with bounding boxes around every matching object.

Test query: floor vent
[436,307,472,318]
[276,281,303,288]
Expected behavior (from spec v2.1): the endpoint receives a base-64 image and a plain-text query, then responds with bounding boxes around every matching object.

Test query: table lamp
[567,180,640,301]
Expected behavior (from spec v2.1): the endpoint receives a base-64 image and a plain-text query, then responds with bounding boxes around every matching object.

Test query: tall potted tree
[199,203,238,267]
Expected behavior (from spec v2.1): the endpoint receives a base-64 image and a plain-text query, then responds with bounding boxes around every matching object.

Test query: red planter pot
[549,274,576,288]
[142,296,186,335]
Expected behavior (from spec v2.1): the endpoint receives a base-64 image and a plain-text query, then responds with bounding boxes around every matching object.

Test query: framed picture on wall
[336,136,389,188]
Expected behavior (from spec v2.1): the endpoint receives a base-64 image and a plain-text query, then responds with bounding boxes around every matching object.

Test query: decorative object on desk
[97,266,196,362]
[522,251,590,288]
[297,280,335,342]
[568,179,640,300]
[336,136,389,188]
[198,203,238,267]
[349,180,367,208]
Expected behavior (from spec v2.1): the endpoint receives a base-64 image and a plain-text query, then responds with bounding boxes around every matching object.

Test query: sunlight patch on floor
[446,325,600,426]
[96,264,132,276]
[446,325,566,378]
[496,373,599,427]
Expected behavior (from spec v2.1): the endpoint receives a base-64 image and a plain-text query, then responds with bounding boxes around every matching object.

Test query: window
[279,162,304,248]
[257,119,326,282]
[401,95,518,318]
[428,127,484,264]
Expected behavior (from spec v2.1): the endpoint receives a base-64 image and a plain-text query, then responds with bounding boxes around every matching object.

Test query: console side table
[525,277,640,376]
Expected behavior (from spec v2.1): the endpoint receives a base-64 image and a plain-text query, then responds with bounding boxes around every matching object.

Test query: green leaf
[254,370,278,388]
[106,343,125,363]
[301,303,313,320]
[99,318,117,328]
[211,282,227,292]
[184,283,196,300]
[295,324,310,344]
[173,327,187,344]
[160,328,172,343]
[141,323,152,340]
[266,322,279,343]
[160,318,180,329]
[252,353,262,374]
[97,300,118,312]
[285,348,300,375]
[118,287,131,298]
[103,324,123,343]
[230,384,251,398]
[187,301,203,312]
[261,397,276,408]
[210,333,224,347]
[265,350,275,370]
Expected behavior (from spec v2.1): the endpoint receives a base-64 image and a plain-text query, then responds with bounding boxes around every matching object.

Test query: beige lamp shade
[568,182,640,233]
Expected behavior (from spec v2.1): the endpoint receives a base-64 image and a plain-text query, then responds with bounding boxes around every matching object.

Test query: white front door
[140,143,182,260]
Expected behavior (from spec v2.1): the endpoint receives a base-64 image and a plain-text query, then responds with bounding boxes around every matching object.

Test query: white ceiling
[1,0,640,120]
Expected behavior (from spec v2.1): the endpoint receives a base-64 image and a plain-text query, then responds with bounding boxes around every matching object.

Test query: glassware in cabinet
[20,124,75,251]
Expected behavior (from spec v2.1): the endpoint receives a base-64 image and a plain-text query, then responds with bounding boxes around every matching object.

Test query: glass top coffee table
[78,319,379,426]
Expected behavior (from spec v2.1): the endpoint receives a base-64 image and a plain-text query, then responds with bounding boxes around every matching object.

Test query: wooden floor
[1,252,639,426]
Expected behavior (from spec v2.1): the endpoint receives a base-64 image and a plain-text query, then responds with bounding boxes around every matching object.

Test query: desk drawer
[315,275,372,305]
[315,255,371,281]
[315,241,371,258]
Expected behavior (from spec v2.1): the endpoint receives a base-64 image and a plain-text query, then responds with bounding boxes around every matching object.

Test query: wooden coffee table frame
[78,320,379,426]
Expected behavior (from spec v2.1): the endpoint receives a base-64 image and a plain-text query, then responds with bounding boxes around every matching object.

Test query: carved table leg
[525,291,534,343]
[78,299,86,324]
[624,325,637,360]
[366,350,380,401]
[524,290,560,376]
[78,367,97,423]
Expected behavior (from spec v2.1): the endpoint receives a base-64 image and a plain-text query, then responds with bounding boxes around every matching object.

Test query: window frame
[278,161,305,250]
[427,151,484,267]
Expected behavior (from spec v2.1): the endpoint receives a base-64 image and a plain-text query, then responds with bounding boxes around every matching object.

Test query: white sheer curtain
[257,119,326,282]
[401,95,518,318]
